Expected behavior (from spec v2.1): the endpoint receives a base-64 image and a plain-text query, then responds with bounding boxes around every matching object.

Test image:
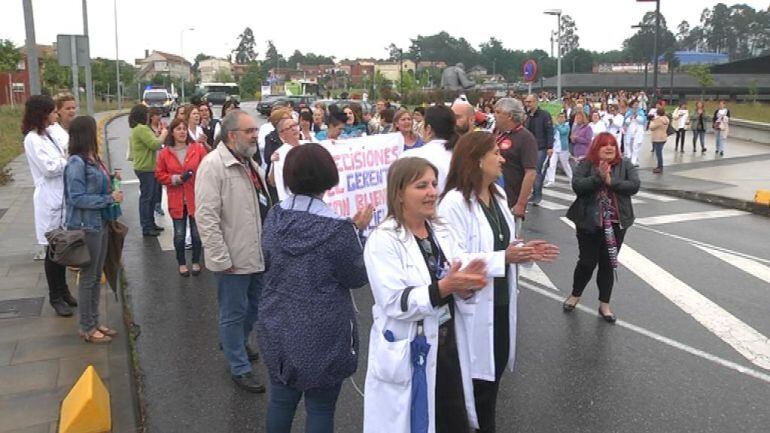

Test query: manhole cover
[0,297,44,319]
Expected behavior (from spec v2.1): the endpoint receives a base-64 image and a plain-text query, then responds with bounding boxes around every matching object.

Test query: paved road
[107,103,770,433]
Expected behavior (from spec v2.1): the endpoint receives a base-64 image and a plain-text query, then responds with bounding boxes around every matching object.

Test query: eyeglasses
[234,127,259,134]
[280,123,299,132]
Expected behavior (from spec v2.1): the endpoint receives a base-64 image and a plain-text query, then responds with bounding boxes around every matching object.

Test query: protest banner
[318,133,404,231]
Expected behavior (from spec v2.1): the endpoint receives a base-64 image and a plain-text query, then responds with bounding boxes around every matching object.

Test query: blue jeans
[266,380,342,433]
[715,133,726,153]
[215,272,263,375]
[531,149,549,202]
[173,205,201,265]
[653,141,665,169]
[134,170,157,233]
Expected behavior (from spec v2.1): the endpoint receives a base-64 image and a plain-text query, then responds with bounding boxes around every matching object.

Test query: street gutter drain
[0,297,44,319]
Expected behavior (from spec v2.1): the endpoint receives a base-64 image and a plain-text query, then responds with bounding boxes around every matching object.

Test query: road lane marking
[635,209,748,226]
[519,263,560,291]
[543,188,645,205]
[158,188,174,251]
[635,190,678,202]
[695,245,770,285]
[519,280,770,384]
[535,200,568,211]
[560,216,770,370]
[634,224,770,265]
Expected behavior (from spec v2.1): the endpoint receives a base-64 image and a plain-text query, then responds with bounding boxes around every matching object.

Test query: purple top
[571,124,594,158]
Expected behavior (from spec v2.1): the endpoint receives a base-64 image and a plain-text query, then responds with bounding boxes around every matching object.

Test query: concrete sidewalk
[0,113,137,433]
[632,131,770,216]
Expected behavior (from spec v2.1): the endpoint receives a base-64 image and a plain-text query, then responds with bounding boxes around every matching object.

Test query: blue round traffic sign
[522,59,538,82]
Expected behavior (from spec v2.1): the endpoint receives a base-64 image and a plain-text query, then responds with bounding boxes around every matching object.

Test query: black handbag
[45,228,91,266]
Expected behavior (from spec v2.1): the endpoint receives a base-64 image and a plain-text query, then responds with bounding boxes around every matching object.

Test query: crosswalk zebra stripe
[560,216,770,370]
[535,200,569,211]
[635,209,749,226]
[635,190,678,202]
[520,280,770,384]
[542,188,646,206]
[617,245,770,370]
[695,245,770,285]
[519,263,560,291]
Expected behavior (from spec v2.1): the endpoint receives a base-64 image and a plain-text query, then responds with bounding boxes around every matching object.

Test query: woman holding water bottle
[155,117,207,276]
[64,116,124,343]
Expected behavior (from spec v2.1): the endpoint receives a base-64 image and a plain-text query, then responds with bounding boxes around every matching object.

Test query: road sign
[56,35,89,67]
[522,59,538,82]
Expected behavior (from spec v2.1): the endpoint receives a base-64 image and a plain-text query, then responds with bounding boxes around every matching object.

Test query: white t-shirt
[188,125,205,142]
[590,121,607,137]
[399,139,452,194]
[47,123,69,153]
[674,109,689,129]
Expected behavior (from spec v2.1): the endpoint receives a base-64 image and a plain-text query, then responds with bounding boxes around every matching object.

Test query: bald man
[452,101,476,135]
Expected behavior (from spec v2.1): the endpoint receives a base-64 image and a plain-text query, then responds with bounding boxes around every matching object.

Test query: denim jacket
[64,155,115,232]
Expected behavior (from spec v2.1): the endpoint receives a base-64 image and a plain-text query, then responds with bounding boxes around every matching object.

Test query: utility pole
[651,0,661,105]
[22,0,41,95]
[113,0,121,109]
[544,9,562,99]
[82,0,94,115]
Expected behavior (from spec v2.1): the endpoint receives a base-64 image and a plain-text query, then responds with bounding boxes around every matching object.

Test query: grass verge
[0,106,23,184]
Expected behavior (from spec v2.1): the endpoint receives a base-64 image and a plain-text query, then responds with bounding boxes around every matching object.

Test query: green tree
[41,56,70,94]
[239,62,263,99]
[408,32,479,67]
[560,15,580,55]
[688,65,713,97]
[623,11,676,63]
[213,68,234,82]
[233,27,258,64]
[263,40,285,76]
[0,39,22,73]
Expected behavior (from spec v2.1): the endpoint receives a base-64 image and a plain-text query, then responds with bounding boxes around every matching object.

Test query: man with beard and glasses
[195,110,272,393]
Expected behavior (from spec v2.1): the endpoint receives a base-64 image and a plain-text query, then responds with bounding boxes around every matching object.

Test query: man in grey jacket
[195,110,272,393]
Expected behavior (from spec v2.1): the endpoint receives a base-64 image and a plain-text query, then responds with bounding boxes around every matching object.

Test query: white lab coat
[24,130,68,245]
[271,142,300,201]
[438,186,519,381]
[399,139,452,194]
[363,218,505,433]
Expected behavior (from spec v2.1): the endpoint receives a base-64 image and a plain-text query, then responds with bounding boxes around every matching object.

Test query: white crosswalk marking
[542,186,646,205]
[559,216,770,370]
[635,209,749,226]
[535,200,568,211]
[695,245,770,285]
[635,190,678,202]
[519,263,560,291]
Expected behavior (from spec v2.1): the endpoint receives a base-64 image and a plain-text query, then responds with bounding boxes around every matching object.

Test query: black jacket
[567,158,640,231]
[526,107,554,151]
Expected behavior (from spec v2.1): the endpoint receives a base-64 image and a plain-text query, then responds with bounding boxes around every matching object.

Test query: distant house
[135,50,192,82]
[0,44,54,106]
[417,60,448,70]
[375,59,416,81]
[267,67,307,83]
[338,60,376,86]
[199,58,233,82]
[296,64,335,82]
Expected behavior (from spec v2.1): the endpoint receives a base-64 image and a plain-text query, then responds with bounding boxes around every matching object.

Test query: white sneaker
[543,181,554,188]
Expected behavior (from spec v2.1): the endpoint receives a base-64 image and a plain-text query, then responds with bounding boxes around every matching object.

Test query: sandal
[191,264,202,276]
[179,265,190,277]
[80,329,112,344]
[97,325,118,337]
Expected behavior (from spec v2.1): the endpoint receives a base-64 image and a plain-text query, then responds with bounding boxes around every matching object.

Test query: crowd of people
[22,85,734,432]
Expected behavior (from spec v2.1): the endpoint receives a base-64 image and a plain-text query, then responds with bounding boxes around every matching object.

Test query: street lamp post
[544,9,562,99]
[652,0,661,104]
[180,27,195,103]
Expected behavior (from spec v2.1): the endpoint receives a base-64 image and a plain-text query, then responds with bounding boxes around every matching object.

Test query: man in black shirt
[523,94,554,206]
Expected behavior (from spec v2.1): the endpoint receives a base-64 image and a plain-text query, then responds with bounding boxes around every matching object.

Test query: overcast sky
[3,0,768,64]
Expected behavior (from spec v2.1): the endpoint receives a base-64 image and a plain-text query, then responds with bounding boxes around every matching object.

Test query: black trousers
[675,128,687,150]
[473,304,510,433]
[44,246,69,303]
[435,320,469,433]
[572,226,626,303]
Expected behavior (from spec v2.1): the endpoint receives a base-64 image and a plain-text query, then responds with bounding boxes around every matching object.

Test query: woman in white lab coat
[364,157,491,433]
[438,132,559,433]
[22,95,77,317]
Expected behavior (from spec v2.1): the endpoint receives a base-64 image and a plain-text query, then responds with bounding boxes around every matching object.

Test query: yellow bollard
[59,365,111,433]
[755,190,770,206]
